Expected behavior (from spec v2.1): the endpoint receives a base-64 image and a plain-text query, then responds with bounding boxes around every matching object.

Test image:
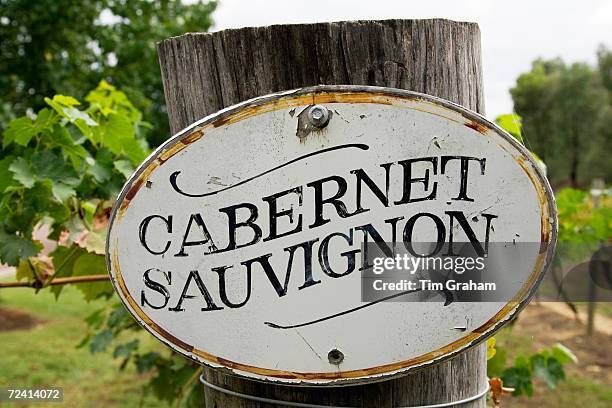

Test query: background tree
[510,48,611,188]
[0,0,217,147]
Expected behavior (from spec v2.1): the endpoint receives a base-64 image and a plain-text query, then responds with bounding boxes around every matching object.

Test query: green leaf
[514,355,532,371]
[136,352,161,373]
[107,306,128,328]
[87,160,112,183]
[54,95,81,106]
[45,125,89,169]
[82,229,106,255]
[104,113,134,154]
[113,160,134,179]
[17,150,81,202]
[84,308,105,329]
[0,229,43,266]
[552,343,578,364]
[0,157,18,193]
[2,109,57,148]
[171,354,188,370]
[541,357,565,389]
[487,347,507,378]
[90,329,114,353]
[122,138,147,166]
[530,353,548,379]
[45,96,97,126]
[34,108,58,130]
[50,181,76,202]
[72,252,113,301]
[113,339,139,359]
[15,259,35,281]
[49,245,87,298]
[495,113,524,144]
[82,201,97,227]
[3,116,37,147]
[9,158,36,188]
[32,150,80,185]
[502,366,533,397]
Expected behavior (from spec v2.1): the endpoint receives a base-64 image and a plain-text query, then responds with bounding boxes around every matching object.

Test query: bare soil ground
[0,307,43,331]
[517,303,611,382]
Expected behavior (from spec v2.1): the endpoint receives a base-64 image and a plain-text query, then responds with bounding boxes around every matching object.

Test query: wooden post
[157,19,488,407]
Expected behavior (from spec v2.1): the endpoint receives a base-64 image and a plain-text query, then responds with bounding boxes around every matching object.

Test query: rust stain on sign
[464,119,489,135]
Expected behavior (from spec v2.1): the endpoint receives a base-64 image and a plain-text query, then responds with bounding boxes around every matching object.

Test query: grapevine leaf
[72,252,113,301]
[113,339,139,359]
[114,160,134,179]
[495,113,524,144]
[514,355,531,371]
[502,366,533,396]
[122,138,148,166]
[487,347,507,378]
[82,201,97,226]
[45,96,97,126]
[32,150,80,186]
[34,108,58,130]
[0,157,18,193]
[73,118,96,141]
[552,343,578,364]
[0,229,43,266]
[45,125,89,169]
[53,95,81,106]
[541,357,565,389]
[107,306,128,327]
[9,157,36,188]
[49,245,87,298]
[15,259,35,281]
[3,108,60,150]
[530,353,547,379]
[84,308,106,329]
[2,109,56,148]
[3,116,37,147]
[50,181,77,202]
[171,354,187,370]
[80,229,106,255]
[87,160,112,183]
[104,113,134,154]
[136,352,161,373]
[90,329,114,353]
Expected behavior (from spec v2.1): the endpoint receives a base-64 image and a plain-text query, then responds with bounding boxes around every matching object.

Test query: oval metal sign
[107,86,557,384]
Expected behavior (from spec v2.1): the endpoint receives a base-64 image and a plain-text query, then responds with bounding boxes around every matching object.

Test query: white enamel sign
[107,86,557,384]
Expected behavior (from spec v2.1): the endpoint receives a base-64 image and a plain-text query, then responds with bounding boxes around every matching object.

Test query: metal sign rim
[105,85,558,385]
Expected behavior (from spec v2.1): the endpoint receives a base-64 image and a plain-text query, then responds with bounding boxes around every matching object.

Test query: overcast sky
[211,0,611,119]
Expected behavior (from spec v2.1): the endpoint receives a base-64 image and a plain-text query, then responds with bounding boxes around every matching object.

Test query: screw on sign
[307,105,331,128]
[106,86,557,388]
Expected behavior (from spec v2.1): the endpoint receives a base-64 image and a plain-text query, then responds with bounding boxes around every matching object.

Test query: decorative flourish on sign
[263,288,455,330]
[169,143,370,197]
[264,289,422,329]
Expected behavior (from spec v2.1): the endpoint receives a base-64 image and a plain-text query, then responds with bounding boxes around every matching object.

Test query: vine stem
[0,274,109,288]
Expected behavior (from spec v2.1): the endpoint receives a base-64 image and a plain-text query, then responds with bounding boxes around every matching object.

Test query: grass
[0,284,167,408]
[510,376,612,408]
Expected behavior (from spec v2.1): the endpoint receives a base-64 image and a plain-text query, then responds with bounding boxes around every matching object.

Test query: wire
[199,374,490,408]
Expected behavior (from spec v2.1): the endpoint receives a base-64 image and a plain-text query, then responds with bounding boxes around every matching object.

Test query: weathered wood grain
[157,18,487,407]
[158,19,484,133]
